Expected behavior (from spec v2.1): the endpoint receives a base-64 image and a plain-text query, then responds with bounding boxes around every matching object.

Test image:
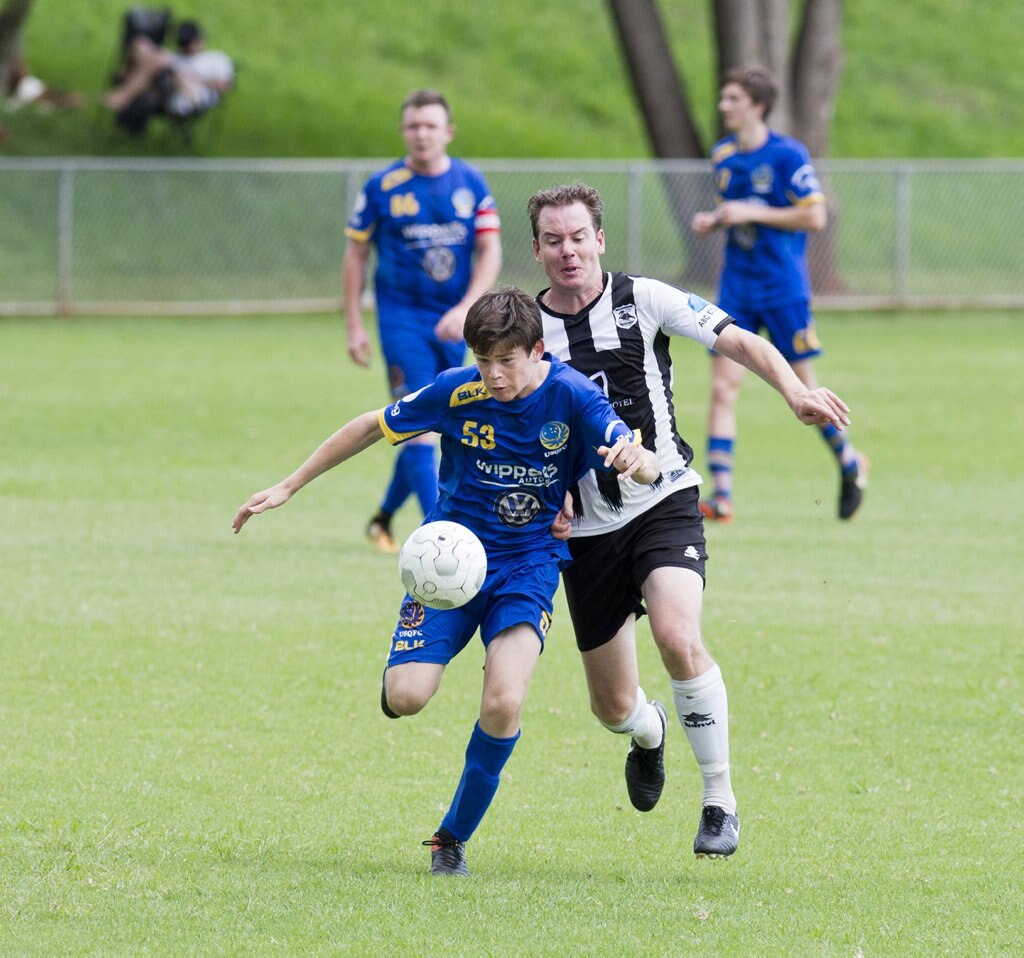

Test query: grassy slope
[5,0,1024,158]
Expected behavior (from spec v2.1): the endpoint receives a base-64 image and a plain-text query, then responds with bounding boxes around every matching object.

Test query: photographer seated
[103,20,234,135]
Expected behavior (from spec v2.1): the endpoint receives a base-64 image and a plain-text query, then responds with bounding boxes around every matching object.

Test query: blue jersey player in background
[343,89,502,554]
[233,288,660,876]
[692,67,868,522]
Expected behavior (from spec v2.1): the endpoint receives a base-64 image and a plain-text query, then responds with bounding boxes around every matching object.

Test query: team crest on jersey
[539,421,570,452]
[734,223,758,250]
[613,304,638,329]
[451,188,476,218]
[399,600,426,628]
[752,164,775,194]
[495,490,542,527]
[423,246,456,282]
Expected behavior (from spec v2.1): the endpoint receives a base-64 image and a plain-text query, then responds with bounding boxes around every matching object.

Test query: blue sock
[380,449,414,516]
[400,443,438,516]
[440,722,520,842]
[819,423,856,474]
[707,436,734,498]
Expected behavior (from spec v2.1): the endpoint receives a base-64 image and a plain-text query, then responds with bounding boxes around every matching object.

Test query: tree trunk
[607,0,714,284]
[608,0,845,292]
[0,0,34,96]
[792,0,845,292]
[791,0,844,156]
[713,0,793,133]
[607,0,704,158]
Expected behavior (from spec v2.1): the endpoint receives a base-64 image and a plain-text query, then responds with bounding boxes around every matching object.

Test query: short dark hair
[720,67,777,118]
[401,89,451,122]
[176,20,203,51]
[464,288,543,356]
[526,182,604,240]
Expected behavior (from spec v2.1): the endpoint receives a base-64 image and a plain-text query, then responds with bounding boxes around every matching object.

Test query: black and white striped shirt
[538,272,733,535]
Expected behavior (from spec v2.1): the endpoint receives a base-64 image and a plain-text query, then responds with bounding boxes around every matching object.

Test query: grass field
[1,312,1022,955]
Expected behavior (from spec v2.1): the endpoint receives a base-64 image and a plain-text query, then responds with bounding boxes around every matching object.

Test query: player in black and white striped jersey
[528,183,852,858]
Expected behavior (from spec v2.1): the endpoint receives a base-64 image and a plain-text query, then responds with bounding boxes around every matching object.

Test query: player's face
[532,202,606,300]
[400,104,454,172]
[718,82,762,132]
[473,340,545,402]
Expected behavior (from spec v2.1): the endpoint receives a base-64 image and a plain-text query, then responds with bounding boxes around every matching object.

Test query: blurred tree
[607,0,844,287]
[0,0,34,96]
[608,0,843,156]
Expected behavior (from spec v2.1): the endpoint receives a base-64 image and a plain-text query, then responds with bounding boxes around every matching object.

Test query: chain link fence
[2,158,1022,315]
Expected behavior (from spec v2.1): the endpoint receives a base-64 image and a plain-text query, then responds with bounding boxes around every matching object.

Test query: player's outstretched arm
[713,325,851,431]
[232,410,384,534]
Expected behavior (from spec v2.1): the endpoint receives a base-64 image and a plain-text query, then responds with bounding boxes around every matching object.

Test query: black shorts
[562,487,707,652]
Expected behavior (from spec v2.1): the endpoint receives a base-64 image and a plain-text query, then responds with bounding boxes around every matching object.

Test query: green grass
[1,312,1022,954]
[5,0,1024,158]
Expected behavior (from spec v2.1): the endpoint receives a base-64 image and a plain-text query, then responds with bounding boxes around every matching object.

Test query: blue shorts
[386,555,560,667]
[378,308,466,400]
[719,300,822,362]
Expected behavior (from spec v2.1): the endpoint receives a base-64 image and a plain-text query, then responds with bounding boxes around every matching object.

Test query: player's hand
[792,387,851,429]
[550,491,574,540]
[714,201,754,227]
[600,436,644,480]
[434,304,468,343]
[347,326,372,367]
[232,485,292,534]
[691,211,718,235]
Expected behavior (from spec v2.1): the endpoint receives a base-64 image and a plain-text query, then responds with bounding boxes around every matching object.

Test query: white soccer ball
[399,520,487,610]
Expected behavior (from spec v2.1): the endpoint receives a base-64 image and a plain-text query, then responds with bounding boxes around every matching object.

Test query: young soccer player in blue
[692,67,868,521]
[233,287,660,876]
[343,89,502,553]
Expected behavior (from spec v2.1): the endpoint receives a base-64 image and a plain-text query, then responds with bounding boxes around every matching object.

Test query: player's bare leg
[643,566,739,857]
[426,626,539,876]
[791,358,869,519]
[582,621,669,811]
[382,661,445,716]
[703,352,745,521]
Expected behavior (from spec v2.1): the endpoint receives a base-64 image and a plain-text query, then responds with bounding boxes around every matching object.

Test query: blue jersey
[711,131,824,310]
[378,356,634,566]
[345,158,500,322]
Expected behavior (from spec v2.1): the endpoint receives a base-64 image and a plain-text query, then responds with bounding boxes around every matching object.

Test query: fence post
[57,163,74,317]
[627,164,642,273]
[894,164,912,300]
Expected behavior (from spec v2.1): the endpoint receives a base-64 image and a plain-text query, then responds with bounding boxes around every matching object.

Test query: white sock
[671,664,736,814]
[601,685,664,749]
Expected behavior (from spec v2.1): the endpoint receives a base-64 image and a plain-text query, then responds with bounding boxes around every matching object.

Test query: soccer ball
[398,520,487,610]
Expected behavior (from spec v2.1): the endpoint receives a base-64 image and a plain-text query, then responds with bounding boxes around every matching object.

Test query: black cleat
[838,453,870,520]
[693,805,740,858]
[423,827,469,876]
[624,700,667,812]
